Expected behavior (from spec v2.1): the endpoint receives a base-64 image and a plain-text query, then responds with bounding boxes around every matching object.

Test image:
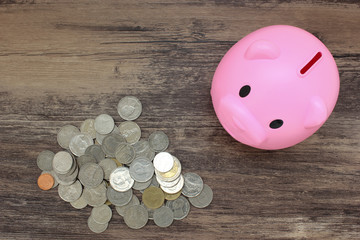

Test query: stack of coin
[36,96,213,233]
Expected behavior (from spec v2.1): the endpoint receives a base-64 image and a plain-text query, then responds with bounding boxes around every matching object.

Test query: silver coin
[57,125,80,149]
[94,114,115,135]
[117,96,142,121]
[166,195,190,220]
[77,154,96,168]
[141,202,159,220]
[52,151,74,175]
[153,206,174,227]
[133,140,155,161]
[41,170,59,188]
[115,143,136,165]
[140,175,159,193]
[123,205,148,229]
[80,119,96,139]
[115,194,140,217]
[69,133,94,157]
[155,156,182,182]
[153,152,174,173]
[53,171,75,186]
[91,204,112,224]
[98,158,117,180]
[88,215,108,233]
[83,183,107,207]
[109,167,134,192]
[188,184,213,208]
[101,134,126,158]
[58,180,82,203]
[37,150,54,171]
[160,174,184,194]
[56,165,79,185]
[78,163,104,189]
[132,177,152,191]
[156,174,180,188]
[106,186,133,207]
[148,131,169,152]
[95,125,120,145]
[85,145,105,163]
[129,157,154,183]
[70,192,87,209]
[182,172,204,198]
[118,121,141,144]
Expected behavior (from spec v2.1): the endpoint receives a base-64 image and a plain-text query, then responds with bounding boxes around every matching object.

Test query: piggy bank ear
[304,96,328,129]
[245,40,280,60]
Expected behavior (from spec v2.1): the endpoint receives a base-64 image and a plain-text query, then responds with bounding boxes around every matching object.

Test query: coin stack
[36,96,213,233]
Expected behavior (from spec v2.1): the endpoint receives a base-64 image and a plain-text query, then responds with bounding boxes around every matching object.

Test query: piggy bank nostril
[269,119,283,129]
[239,85,251,98]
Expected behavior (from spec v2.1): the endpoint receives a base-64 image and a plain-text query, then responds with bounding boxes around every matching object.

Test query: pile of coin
[36,96,213,233]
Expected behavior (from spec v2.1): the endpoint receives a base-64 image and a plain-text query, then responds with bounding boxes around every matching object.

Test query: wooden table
[1,1,359,239]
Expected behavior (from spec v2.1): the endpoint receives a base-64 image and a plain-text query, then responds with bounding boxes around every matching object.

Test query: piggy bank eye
[239,85,251,98]
[269,119,283,129]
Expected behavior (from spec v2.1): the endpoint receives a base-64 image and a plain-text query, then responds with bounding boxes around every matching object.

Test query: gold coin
[164,190,181,201]
[142,186,164,210]
[159,159,178,179]
[105,200,112,206]
[111,158,123,167]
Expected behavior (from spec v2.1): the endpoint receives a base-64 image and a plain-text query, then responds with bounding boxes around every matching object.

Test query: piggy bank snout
[219,94,267,146]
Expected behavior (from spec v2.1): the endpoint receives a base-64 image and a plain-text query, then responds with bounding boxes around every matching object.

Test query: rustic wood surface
[0,0,359,239]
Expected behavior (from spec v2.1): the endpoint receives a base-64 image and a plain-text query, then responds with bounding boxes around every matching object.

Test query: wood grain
[0,0,359,239]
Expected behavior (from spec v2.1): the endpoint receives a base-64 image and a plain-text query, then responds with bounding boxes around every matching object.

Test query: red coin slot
[300,52,322,75]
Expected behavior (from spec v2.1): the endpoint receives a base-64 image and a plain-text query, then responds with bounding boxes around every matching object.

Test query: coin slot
[300,52,322,75]
[269,119,283,129]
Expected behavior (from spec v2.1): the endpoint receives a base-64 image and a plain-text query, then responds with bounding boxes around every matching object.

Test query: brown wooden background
[0,0,359,239]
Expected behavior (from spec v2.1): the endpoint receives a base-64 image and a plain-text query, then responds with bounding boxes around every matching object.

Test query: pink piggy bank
[211,25,339,150]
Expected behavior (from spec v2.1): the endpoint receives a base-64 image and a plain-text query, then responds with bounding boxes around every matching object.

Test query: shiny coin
[132,178,152,191]
[37,150,54,171]
[94,114,114,135]
[164,190,182,201]
[188,184,213,208]
[109,167,134,192]
[153,206,174,228]
[70,192,87,209]
[69,133,94,157]
[106,186,133,206]
[98,158,117,180]
[80,119,96,139]
[52,151,74,175]
[78,163,104,189]
[148,131,169,152]
[115,143,136,165]
[156,156,181,182]
[182,172,203,198]
[85,145,105,163]
[166,195,190,220]
[160,174,184,194]
[57,125,80,149]
[88,215,108,233]
[83,183,107,207]
[153,152,174,173]
[58,180,82,202]
[41,170,58,188]
[37,173,54,190]
[129,157,154,183]
[156,174,180,188]
[115,194,140,217]
[91,204,112,224]
[118,121,141,144]
[101,134,126,158]
[142,186,164,210]
[133,140,155,161]
[76,154,96,168]
[123,205,148,229]
[117,96,142,121]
